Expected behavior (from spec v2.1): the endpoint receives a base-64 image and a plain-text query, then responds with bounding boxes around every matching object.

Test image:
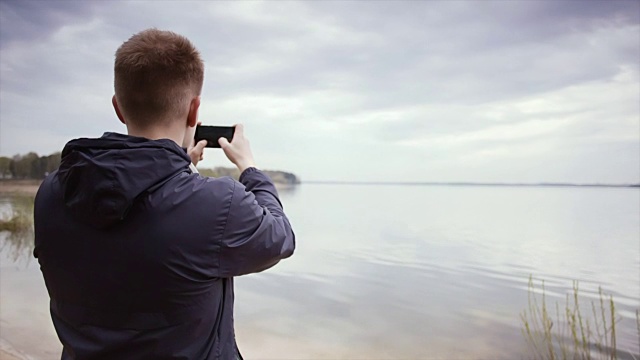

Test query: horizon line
[300,180,640,188]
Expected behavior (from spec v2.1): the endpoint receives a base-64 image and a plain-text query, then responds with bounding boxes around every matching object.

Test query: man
[33,29,295,359]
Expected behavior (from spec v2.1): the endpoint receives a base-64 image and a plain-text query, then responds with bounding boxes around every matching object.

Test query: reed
[520,276,633,360]
[0,195,35,261]
[0,212,32,232]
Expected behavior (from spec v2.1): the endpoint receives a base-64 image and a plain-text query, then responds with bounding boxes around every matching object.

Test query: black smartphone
[194,125,235,148]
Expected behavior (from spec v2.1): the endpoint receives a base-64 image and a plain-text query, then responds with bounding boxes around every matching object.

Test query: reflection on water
[0,195,35,265]
[1,186,639,359]
[0,194,62,360]
[236,185,640,359]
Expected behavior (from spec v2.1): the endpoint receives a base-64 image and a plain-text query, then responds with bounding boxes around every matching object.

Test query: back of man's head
[114,29,204,127]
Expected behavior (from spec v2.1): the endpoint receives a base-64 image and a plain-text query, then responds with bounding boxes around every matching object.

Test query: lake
[1,184,639,359]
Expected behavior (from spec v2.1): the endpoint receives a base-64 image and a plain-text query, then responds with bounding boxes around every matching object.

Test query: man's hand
[188,139,207,166]
[184,121,206,166]
[218,124,256,173]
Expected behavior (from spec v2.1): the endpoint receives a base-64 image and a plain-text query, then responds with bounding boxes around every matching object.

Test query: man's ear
[187,96,201,128]
[112,95,126,125]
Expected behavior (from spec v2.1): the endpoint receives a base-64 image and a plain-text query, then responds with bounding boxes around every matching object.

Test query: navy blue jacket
[33,132,295,359]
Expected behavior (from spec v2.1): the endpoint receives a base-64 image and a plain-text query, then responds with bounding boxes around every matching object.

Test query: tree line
[199,167,300,185]
[0,152,61,179]
[1,152,300,185]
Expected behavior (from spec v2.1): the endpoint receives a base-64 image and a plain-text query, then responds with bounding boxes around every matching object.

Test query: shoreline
[0,340,30,360]
[1,350,27,360]
[1,349,25,360]
[0,180,41,196]
[0,179,296,196]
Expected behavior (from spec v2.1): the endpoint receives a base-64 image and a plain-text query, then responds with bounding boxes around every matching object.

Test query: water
[1,185,639,359]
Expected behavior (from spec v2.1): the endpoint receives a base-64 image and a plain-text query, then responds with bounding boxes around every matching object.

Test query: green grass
[521,275,639,360]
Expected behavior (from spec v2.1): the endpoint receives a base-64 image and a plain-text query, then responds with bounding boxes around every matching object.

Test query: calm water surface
[1,185,639,359]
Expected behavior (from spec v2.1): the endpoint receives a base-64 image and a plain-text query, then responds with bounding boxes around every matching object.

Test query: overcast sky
[1,0,638,183]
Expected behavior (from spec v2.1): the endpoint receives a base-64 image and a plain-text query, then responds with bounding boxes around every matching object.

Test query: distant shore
[0,179,297,196]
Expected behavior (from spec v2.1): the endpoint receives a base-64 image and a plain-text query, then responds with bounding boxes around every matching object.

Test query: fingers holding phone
[188,139,207,166]
[194,124,256,173]
[218,124,256,173]
[185,121,206,166]
[194,125,234,148]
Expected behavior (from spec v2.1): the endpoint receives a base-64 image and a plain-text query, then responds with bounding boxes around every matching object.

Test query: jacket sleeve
[217,167,295,277]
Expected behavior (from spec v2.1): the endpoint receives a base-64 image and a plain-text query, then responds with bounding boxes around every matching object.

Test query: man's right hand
[218,124,257,173]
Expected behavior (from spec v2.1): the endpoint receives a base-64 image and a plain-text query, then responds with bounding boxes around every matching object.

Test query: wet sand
[0,350,23,360]
[0,342,30,360]
[0,181,41,196]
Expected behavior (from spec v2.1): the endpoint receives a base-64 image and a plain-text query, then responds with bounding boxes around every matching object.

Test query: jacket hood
[57,132,191,229]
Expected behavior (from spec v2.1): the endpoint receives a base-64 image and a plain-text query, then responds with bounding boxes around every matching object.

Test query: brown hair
[114,29,204,126]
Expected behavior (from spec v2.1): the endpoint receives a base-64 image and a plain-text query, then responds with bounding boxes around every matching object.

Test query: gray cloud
[0,0,98,47]
[0,0,638,183]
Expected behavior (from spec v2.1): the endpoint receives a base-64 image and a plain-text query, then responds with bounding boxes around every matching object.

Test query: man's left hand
[188,139,207,166]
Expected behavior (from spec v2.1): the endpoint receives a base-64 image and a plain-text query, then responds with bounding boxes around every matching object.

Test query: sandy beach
[0,181,41,196]
[0,345,29,360]
[0,350,23,360]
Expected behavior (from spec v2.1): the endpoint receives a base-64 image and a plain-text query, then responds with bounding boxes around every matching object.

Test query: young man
[33,29,295,360]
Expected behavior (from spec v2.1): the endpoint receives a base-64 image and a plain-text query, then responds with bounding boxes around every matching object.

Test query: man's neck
[127,125,185,147]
